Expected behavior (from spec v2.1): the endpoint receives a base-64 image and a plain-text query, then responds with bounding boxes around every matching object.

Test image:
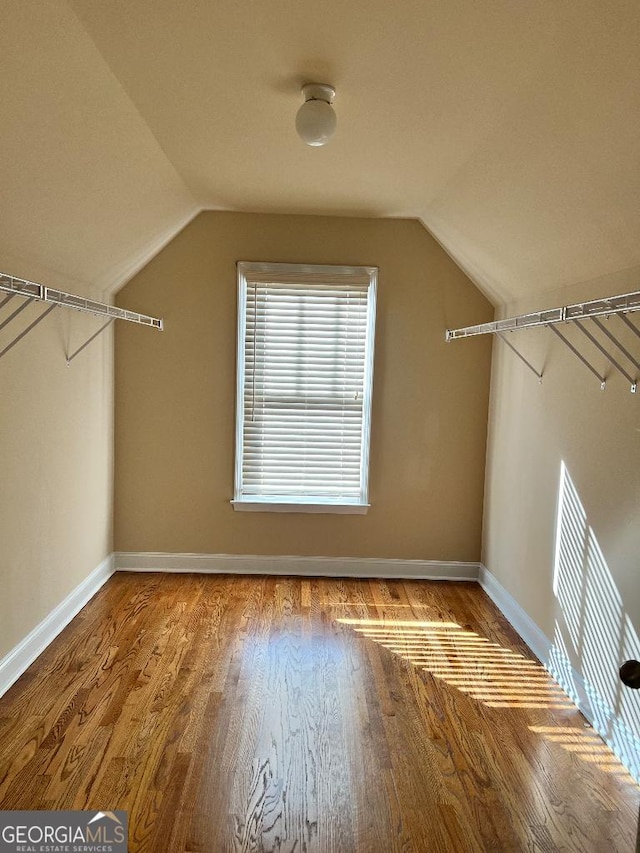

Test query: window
[233,261,377,513]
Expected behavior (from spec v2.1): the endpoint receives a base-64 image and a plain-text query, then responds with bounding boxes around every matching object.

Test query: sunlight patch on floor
[528,725,637,781]
[336,617,574,710]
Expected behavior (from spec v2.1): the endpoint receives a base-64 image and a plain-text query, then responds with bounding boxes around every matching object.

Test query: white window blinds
[234,262,377,512]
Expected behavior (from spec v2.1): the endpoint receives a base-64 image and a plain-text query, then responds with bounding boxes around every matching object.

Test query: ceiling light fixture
[295,83,336,147]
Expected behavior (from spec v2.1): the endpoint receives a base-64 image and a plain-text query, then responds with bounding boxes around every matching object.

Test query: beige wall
[115,212,493,560]
[483,272,640,772]
[0,308,113,661]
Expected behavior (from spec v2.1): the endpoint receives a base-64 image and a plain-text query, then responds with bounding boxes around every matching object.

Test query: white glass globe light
[296,84,336,147]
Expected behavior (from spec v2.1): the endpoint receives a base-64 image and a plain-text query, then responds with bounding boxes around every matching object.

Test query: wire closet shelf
[0,271,163,364]
[445,289,640,393]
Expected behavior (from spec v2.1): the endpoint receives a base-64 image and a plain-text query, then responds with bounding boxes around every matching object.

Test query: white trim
[479,563,639,784]
[0,554,115,699]
[114,551,480,581]
[236,261,379,283]
[478,564,552,666]
[234,261,377,508]
[479,562,594,713]
[231,500,369,514]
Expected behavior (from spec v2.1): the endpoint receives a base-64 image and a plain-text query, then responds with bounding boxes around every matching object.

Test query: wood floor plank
[0,573,637,852]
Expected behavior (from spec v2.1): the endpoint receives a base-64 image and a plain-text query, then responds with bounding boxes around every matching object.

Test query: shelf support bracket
[0,297,34,333]
[592,317,640,373]
[0,304,57,360]
[497,333,543,382]
[549,325,606,390]
[66,318,115,366]
[619,313,640,342]
[574,320,637,393]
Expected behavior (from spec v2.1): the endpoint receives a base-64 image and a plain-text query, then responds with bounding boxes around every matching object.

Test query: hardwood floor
[0,573,637,852]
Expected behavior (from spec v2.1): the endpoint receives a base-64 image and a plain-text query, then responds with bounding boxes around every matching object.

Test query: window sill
[231,500,370,515]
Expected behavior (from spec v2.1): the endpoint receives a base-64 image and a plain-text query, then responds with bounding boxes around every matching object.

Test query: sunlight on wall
[550,461,640,781]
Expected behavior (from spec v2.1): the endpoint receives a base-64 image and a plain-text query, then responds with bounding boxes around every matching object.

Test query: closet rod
[0,272,163,330]
[445,289,640,341]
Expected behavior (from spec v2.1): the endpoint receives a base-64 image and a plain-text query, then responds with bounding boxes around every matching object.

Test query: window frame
[232,261,377,514]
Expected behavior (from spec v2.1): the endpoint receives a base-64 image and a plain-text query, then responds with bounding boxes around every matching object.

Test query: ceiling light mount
[296,83,337,147]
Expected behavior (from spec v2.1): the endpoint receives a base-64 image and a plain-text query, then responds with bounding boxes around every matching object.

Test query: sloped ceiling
[0,1,197,296]
[2,0,639,304]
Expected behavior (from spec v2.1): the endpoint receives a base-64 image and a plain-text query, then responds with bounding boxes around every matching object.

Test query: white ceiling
[2,0,639,304]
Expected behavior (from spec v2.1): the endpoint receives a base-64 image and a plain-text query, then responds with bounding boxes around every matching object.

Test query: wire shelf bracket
[66,318,115,366]
[0,304,57,361]
[574,320,637,393]
[549,326,607,390]
[0,297,34,333]
[497,333,543,382]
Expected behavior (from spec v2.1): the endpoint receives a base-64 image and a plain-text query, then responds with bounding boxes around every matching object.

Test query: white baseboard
[479,562,595,714]
[114,551,481,581]
[479,563,639,784]
[478,564,552,666]
[0,554,115,699]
